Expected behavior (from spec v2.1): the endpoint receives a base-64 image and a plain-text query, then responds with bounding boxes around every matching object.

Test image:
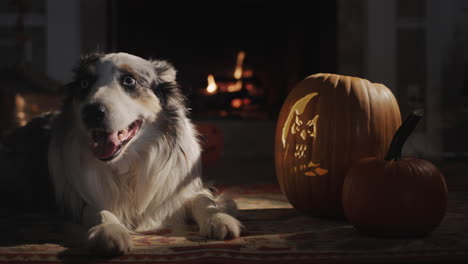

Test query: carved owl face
[282,93,328,177]
[291,110,318,159]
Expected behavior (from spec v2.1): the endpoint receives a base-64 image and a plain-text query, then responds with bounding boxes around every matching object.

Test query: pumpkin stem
[385,109,424,161]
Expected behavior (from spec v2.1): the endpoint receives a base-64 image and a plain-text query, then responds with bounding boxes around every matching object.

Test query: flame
[227,80,243,92]
[206,74,218,94]
[234,51,246,80]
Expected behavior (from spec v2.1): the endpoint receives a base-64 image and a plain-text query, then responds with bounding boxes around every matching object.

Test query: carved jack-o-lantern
[275,73,402,217]
[282,93,328,177]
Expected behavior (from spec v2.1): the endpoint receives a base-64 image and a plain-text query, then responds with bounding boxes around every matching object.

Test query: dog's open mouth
[90,120,143,161]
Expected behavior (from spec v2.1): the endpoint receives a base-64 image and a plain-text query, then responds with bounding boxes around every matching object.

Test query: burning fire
[227,51,246,92]
[234,51,246,80]
[206,74,218,94]
[227,80,242,93]
[205,51,249,94]
[198,50,267,118]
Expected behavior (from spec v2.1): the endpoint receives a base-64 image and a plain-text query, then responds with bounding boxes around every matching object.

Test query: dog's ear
[151,60,177,84]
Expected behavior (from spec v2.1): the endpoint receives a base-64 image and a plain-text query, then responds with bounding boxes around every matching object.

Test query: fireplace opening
[191,50,268,119]
[115,0,337,120]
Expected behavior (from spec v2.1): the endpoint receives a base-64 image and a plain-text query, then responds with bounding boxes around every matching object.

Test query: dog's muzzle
[81,103,143,161]
[90,120,143,161]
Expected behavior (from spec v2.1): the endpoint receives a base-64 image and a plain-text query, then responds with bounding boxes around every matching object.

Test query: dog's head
[65,52,180,162]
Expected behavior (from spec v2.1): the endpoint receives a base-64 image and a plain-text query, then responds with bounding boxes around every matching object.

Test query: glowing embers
[282,92,328,177]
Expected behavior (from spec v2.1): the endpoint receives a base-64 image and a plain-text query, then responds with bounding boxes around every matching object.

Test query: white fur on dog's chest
[79,147,200,232]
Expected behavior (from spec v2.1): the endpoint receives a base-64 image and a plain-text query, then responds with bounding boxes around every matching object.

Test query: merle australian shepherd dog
[44,52,241,255]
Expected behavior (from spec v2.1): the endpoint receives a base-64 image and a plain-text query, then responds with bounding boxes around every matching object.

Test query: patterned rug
[1,183,467,264]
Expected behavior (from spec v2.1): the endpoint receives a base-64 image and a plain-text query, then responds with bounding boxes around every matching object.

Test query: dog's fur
[48,52,241,255]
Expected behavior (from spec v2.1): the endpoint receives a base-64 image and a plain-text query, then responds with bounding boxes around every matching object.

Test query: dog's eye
[122,75,136,87]
[80,79,89,89]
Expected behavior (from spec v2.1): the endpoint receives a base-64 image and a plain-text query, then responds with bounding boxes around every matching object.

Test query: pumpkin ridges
[378,84,391,158]
[304,78,314,210]
[375,84,386,157]
[330,75,342,213]
[365,78,376,155]
[372,83,394,159]
[328,75,339,213]
[317,75,334,214]
[369,84,381,157]
[334,75,352,214]
[342,76,364,211]
[374,83,388,158]
[379,83,401,158]
[318,78,330,212]
[362,78,373,139]
[325,75,342,214]
[385,85,402,157]
[338,77,350,213]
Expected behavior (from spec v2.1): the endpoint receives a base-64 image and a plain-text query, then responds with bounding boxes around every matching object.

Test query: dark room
[0,0,467,263]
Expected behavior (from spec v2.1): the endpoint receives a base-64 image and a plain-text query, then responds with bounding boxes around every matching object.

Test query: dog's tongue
[91,131,121,160]
[90,121,141,161]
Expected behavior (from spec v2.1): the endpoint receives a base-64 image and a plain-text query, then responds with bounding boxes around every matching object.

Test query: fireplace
[114,1,337,121]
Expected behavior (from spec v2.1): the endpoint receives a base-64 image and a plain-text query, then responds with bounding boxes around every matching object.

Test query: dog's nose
[82,103,106,128]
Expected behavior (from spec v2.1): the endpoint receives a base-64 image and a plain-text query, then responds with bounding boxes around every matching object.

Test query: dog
[47,52,242,255]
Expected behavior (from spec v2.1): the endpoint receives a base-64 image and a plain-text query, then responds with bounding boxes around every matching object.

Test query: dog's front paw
[200,213,242,240]
[88,223,133,256]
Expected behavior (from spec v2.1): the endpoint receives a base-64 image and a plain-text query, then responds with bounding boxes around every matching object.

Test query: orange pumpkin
[342,110,447,236]
[275,73,401,217]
